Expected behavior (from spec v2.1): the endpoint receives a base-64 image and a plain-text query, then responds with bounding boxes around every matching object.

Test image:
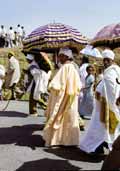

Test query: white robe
[79,63,89,88]
[0,65,5,90]
[33,68,50,100]
[9,56,21,86]
[25,61,50,100]
[80,64,120,152]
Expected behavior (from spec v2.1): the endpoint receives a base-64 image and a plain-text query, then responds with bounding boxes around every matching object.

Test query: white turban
[26,54,34,60]
[58,48,73,59]
[102,49,115,60]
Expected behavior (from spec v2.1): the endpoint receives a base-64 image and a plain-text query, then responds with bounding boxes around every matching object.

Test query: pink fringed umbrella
[91,23,120,49]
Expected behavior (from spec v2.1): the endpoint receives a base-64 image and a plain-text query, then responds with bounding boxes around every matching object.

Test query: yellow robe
[43,62,82,146]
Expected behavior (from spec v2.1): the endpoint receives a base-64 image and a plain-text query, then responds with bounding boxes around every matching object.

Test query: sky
[1,0,120,39]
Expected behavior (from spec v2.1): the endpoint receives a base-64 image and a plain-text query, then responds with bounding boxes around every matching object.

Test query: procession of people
[0,24,25,48]
[0,24,120,170]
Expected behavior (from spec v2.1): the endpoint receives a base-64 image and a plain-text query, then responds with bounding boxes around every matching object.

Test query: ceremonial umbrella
[91,23,120,49]
[80,45,103,58]
[23,23,88,53]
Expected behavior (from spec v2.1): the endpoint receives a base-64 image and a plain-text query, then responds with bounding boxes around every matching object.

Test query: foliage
[0,47,120,100]
[0,47,28,100]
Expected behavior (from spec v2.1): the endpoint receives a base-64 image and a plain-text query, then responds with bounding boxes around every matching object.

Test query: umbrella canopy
[80,45,103,58]
[91,23,120,49]
[23,23,88,53]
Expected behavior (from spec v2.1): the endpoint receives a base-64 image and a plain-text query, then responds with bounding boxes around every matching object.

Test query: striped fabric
[23,23,88,52]
[91,23,120,47]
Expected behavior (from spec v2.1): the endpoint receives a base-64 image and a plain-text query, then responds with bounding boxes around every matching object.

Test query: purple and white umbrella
[91,23,120,49]
[23,23,88,53]
[80,45,103,58]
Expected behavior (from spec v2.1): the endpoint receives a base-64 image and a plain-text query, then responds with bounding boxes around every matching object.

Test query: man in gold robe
[43,48,82,147]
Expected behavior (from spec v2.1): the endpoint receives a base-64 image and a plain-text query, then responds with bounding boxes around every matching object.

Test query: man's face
[103,58,113,69]
[87,67,95,75]
[58,54,67,64]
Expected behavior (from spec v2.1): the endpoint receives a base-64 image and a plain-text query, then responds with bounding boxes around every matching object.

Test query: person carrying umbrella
[24,53,51,116]
[43,47,82,147]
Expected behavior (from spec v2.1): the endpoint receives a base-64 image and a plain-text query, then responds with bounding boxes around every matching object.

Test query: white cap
[58,48,73,59]
[102,49,115,60]
[26,54,34,60]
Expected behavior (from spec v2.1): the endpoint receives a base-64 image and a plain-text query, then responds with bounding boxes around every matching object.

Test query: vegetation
[0,47,120,100]
[0,47,28,100]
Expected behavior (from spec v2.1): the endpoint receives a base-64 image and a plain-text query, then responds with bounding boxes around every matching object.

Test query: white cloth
[79,63,89,88]
[59,48,73,59]
[17,27,23,36]
[80,64,120,153]
[8,30,15,40]
[26,54,34,60]
[0,65,5,90]
[0,28,6,38]
[25,61,49,100]
[9,56,20,86]
[0,65,5,78]
[102,49,115,60]
[33,69,49,100]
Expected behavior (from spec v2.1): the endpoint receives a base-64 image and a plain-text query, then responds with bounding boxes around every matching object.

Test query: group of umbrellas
[23,22,120,59]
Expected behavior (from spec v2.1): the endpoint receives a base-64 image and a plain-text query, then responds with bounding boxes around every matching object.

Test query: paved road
[0,101,105,171]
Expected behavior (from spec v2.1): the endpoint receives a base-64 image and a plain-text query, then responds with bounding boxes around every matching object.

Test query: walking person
[78,56,89,115]
[6,52,21,100]
[78,64,95,119]
[79,56,90,88]
[43,48,82,147]
[8,27,15,48]
[0,65,5,100]
[79,49,120,154]
[16,24,23,47]
[24,53,51,116]
[0,25,6,39]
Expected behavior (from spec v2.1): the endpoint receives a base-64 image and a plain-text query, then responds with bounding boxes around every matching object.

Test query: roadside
[0,101,104,171]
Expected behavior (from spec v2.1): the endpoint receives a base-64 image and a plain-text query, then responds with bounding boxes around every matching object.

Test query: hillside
[0,47,120,100]
[0,47,28,70]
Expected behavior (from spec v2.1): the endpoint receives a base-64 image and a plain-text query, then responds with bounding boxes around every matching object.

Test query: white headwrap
[102,49,115,60]
[26,54,34,60]
[58,48,73,59]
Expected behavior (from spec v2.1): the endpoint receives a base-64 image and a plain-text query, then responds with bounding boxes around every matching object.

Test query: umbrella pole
[55,51,57,65]
[53,51,58,69]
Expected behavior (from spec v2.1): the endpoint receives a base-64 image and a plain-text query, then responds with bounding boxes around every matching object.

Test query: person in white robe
[8,27,15,48]
[78,65,95,119]
[5,52,21,100]
[79,56,90,88]
[43,48,82,147]
[78,56,89,113]
[24,53,50,115]
[79,49,120,154]
[0,65,5,100]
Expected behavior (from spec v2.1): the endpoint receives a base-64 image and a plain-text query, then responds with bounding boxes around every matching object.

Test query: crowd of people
[0,47,120,170]
[0,24,25,48]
